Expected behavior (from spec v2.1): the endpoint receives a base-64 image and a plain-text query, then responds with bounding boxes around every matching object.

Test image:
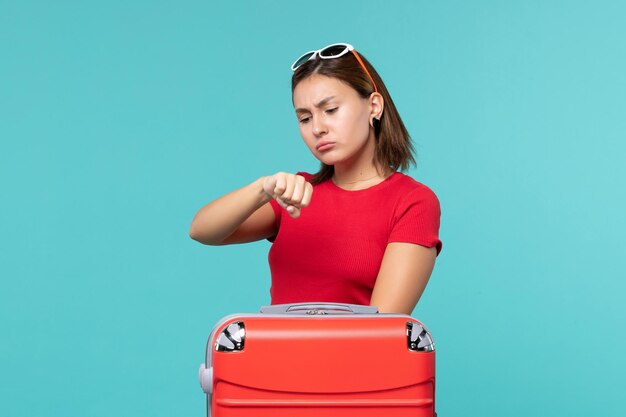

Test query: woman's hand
[263,172,313,218]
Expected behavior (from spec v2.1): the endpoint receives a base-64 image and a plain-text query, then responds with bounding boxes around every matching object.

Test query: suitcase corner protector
[198,363,213,394]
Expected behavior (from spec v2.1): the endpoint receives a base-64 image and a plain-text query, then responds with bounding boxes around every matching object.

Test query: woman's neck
[331,132,391,190]
[333,165,384,184]
[332,158,391,190]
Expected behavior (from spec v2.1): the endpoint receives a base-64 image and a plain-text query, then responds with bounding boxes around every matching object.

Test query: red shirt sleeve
[388,185,443,256]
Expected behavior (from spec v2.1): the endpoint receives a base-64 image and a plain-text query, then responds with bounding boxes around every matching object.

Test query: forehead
[292,75,359,109]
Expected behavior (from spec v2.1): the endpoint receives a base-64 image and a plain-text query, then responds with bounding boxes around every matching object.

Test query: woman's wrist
[254,176,273,205]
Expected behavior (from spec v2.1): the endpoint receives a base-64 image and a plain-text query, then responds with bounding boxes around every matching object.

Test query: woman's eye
[298,108,337,123]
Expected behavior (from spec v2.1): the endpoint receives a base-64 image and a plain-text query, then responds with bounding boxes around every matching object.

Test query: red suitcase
[199,302,437,417]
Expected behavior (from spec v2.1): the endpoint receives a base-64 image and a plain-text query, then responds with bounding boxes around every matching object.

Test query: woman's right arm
[189,173,312,245]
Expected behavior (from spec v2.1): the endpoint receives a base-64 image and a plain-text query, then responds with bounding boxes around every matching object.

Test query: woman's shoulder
[393,172,439,193]
[391,172,441,205]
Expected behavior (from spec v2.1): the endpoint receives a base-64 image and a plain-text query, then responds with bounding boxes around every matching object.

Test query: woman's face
[293,74,380,167]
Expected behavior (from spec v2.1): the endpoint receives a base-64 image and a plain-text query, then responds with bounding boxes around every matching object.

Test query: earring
[370,117,380,128]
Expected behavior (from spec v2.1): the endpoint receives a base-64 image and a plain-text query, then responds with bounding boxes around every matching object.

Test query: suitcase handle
[259,302,379,315]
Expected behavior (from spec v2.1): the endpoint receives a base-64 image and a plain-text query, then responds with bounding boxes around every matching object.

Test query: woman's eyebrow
[295,96,336,113]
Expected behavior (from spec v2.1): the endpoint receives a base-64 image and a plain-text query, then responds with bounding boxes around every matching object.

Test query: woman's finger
[275,197,301,218]
[286,205,301,218]
[290,175,305,204]
[281,174,296,202]
[273,173,286,197]
[300,182,313,208]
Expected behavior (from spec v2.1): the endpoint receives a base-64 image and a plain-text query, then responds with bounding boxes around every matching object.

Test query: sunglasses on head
[291,43,378,93]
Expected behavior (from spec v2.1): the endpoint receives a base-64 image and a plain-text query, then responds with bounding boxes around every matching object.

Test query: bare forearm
[189,176,271,245]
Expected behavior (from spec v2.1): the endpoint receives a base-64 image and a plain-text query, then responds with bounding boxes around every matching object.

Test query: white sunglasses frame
[290,42,379,93]
[290,43,355,71]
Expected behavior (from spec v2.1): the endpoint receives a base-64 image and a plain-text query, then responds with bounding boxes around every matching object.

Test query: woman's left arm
[369,242,437,315]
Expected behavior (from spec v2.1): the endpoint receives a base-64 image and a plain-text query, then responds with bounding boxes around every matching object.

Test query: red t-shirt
[267,171,442,306]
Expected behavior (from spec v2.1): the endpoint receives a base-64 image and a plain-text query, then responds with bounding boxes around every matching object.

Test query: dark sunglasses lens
[320,45,348,58]
[293,52,314,69]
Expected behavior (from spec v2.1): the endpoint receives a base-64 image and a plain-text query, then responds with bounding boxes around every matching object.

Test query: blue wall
[1,1,624,416]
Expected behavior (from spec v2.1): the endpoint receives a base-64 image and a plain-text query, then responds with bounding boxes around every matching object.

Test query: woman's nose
[312,117,327,136]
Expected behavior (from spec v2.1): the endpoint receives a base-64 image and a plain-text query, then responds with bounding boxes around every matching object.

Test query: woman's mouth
[316,141,335,151]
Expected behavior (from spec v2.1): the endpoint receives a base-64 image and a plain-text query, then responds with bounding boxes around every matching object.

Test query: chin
[316,154,343,166]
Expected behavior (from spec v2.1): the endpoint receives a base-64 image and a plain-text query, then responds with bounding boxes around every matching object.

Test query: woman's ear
[369,92,384,126]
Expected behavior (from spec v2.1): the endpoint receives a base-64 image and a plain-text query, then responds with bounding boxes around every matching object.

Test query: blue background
[1,1,625,416]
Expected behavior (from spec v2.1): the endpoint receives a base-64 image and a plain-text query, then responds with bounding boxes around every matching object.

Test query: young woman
[189,43,442,314]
